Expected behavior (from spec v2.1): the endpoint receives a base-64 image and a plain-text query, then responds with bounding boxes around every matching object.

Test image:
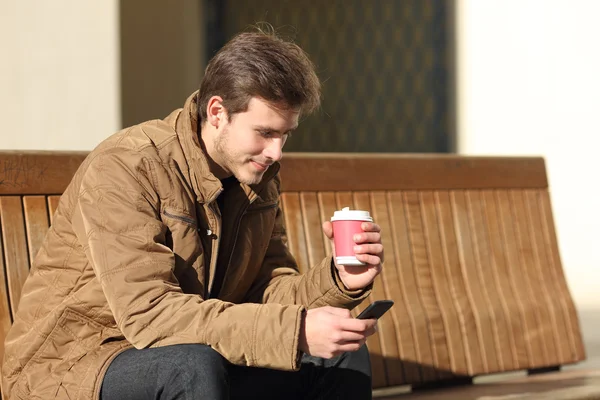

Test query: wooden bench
[0,151,595,398]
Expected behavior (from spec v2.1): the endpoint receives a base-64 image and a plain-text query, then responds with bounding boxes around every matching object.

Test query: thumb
[322,221,333,239]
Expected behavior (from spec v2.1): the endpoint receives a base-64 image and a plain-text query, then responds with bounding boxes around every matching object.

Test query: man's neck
[198,125,230,180]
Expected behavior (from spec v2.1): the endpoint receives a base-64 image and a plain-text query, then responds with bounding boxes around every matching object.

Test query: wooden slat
[496,190,538,366]
[280,193,309,274]
[437,191,483,375]
[420,191,462,378]
[508,190,548,366]
[366,191,406,386]
[467,190,515,371]
[299,193,325,267]
[405,191,453,381]
[511,190,556,366]
[23,196,50,264]
[0,151,87,195]
[377,191,411,386]
[453,190,499,374]
[400,192,437,381]
[0,210,13,362]
[481,190,527,370]
[538,190,586,362]
[353,191,387,388]
[335,192,355,216]
[523,189,564,365]
[0,151,549,193]
[316,192,336,256]
[279,153,548,192]
[0,197,30,316]
[387,191,423,383]
[47,195,61,225]
[430,190,472,375]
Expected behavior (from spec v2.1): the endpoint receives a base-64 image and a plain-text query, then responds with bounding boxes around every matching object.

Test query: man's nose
[264,139,283,162]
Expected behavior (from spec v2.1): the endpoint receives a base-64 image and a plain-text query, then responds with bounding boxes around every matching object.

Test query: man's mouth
[250,160,270,171]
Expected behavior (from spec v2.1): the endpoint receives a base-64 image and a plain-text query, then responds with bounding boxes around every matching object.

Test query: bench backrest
[0,151,586,389]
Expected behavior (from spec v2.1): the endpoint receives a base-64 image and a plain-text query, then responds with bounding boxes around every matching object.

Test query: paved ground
[565,307,600,370]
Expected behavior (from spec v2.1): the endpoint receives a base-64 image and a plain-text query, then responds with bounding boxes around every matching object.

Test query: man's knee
[102,344,229,399]
[161,344,229,381]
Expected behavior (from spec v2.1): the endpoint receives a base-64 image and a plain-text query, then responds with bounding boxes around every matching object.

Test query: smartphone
[356,300,394,320]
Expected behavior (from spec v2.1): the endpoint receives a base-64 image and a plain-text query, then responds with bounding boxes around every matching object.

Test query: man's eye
[260,131,273,138]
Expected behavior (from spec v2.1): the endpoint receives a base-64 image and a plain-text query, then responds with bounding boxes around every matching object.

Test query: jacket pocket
[15,308,116,397]
[162,209,197,226]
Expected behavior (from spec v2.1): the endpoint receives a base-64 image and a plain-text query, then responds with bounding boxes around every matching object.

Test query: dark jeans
[100,344,372,400]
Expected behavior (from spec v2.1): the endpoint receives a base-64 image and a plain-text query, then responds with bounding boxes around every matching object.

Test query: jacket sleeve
[244,178,371,308]
[71,148,304,371]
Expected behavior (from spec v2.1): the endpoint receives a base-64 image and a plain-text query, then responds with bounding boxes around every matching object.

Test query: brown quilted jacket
[1,92,369,399]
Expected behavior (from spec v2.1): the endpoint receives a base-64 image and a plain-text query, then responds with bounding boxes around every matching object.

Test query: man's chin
[235,171,264,186]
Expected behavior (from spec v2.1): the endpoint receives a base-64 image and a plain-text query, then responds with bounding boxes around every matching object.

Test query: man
[2,30,384,399]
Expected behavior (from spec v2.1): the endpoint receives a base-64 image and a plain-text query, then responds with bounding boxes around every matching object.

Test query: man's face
[213,97,299,185]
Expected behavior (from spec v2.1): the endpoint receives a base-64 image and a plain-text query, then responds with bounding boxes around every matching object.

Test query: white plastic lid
[330,207,373,222]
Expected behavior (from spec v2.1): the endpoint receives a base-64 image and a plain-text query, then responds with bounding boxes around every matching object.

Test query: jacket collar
[167,91,280,205]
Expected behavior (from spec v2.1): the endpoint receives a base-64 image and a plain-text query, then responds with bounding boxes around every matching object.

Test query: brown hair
[198,27,321,121]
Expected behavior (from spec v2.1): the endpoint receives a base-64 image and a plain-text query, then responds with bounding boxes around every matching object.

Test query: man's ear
[206,96,227,128]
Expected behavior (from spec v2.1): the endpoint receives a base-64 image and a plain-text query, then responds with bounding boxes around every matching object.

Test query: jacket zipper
[162,210,196,226]
[206,201,222,298]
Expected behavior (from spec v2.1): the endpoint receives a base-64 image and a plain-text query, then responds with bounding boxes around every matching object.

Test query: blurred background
[0,0,598,365]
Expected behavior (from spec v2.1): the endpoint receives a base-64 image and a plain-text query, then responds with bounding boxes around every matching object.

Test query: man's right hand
[298,306,377,359]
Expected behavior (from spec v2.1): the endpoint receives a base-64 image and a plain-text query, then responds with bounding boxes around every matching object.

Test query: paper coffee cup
[331,207,373,266]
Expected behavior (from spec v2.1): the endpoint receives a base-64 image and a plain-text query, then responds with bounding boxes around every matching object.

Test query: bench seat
[0,151,591,397]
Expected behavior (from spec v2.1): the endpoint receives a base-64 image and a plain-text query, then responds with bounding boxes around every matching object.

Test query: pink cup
[331,207,373,266]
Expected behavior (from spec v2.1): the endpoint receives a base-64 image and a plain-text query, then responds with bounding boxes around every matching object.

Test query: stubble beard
[214,129,264,185]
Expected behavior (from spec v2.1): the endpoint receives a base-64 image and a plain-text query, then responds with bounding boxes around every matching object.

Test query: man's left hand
[322,221,384,291]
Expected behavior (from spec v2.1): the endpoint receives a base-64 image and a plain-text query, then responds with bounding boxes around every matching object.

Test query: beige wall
[0,1,121,150]
[0,1,205,151]
[456,0,600,308]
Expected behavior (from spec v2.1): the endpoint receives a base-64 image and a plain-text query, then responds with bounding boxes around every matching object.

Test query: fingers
[360,222,381,232]
[365,325,377,337]
[334,340,366,354]
[329,323,377,357]
[320,307,378,334]
[335,330,367,342]
[353,230,384,264]
[325,321,378,358]
[353,231,381,244]
[322,221,333,239]
[353,243,384,256]
[355,253,383,266]
[320,341,367,359]
[337,325,377,341]
[338,316,377,333]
